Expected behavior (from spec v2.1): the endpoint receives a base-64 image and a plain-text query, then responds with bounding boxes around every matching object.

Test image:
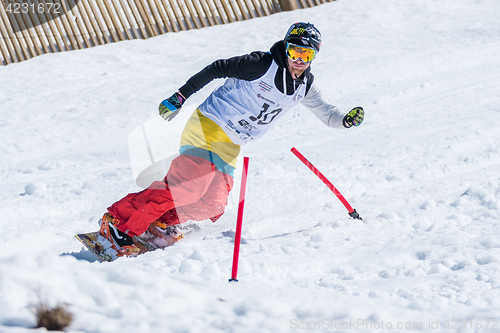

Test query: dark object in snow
[34,303,73,331]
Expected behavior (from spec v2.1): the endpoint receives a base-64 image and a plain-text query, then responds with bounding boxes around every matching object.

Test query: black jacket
[178,41,314,99]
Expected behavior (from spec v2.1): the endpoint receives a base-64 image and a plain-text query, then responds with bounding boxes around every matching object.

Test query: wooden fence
[0,0,332,65]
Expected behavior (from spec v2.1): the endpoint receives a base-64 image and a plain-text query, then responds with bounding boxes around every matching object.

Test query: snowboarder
[99,22,365,256]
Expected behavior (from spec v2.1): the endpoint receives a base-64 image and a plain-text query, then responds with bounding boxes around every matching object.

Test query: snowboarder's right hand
[159,92,185,121]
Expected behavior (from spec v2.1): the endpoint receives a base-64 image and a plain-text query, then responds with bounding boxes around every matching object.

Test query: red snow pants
[108,154,233,237]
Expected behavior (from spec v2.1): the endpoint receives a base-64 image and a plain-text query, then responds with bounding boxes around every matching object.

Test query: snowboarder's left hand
[343,107,364,128]
[159,92,185,121]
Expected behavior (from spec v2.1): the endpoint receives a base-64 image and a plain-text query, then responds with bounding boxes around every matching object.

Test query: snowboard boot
[147,220,184,245]
[99,213,141,257]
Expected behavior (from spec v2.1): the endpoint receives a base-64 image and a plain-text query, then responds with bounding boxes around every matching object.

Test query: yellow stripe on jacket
[180,109,240,175]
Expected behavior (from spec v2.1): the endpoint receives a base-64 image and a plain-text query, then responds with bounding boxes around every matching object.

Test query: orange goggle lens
[286,43,316,63]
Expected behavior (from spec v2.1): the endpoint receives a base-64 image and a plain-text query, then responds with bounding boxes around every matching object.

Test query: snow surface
[1,0,500,331]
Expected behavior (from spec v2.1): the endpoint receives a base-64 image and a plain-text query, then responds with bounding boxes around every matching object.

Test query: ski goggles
[286,42,317,63]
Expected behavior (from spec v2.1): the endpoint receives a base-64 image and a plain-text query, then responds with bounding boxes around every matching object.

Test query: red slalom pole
[291,147,362,220]
[230,157,250,282]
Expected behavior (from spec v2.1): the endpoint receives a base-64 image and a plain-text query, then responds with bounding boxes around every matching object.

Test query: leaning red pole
[230,156,250,282]
[291,147,361,220]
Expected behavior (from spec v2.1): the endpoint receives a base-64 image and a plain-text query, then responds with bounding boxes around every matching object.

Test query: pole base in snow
[349,209,362,220]
[229,279,238,283]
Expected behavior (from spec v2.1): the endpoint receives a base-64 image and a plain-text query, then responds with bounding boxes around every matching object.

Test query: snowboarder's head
[284,22,322,64]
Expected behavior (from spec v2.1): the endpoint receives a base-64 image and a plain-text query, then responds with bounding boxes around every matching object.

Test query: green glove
[159,92,185,121]
[343,107,364,128]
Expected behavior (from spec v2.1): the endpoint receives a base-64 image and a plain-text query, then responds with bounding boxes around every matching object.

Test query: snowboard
[75,223,200,262]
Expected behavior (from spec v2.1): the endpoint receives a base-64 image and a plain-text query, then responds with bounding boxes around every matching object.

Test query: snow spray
[230,156,250,282]
[291,147,362,220]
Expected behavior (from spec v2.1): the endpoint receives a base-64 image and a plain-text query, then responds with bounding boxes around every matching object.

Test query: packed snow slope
[1,0,500,331]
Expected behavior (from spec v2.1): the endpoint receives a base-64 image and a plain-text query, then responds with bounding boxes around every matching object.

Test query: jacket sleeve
[301,83,346,129]
[178,51,272,99]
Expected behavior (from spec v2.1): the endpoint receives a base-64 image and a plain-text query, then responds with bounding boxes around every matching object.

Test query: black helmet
[284,22,322,52]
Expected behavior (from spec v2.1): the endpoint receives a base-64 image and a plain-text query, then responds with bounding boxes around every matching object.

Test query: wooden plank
[259,0,272,16]
[87,0,112,43]
[152,0,173,33]
[0,34,10,64]
[252,0,268,17]
[54,0,83,49]
[183,0,203,29]
[67,0,96,47]
[43,0,70,51]
[158,0,180,32]
[197,0,216,26]
[8,0,39,57]
[133,0,157,37]
[220,0,233,23]
[243,0,260,19]
[111,0,134,39]
[24,0,51,53]
[30,0,60,52]
[0,15,14,64]
[0,22,11,64]
[99,0,122,38]
[4,0,33,59]
[95,0,121,42]
[189,0,209,28]
[117,0,141,38]
[234,0,251,20]
[4,0,31,58]
[247,0,261,17]
[167,0,187,31]
[9,0,41,56]
[55,0,80,49]
[266,0,280,13]
[18,0,45,55]
[228,0,243,21]
[102,0,127,40]
[174,0,194,30]
[0,1,22,62]
[213,0,235,24]
[209,0,228,25]
[39,0,71,51]
[281,0,299,10]
[126,0,149,38]
[294,0,305,8]
[145,0,166,34]
[77,0,104,45]
[65,0,91,47]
